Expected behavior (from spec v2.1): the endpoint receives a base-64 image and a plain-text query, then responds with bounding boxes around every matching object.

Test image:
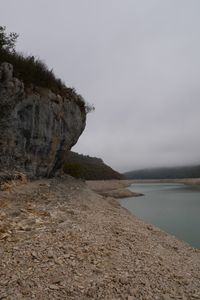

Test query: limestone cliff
[0,63,86,177]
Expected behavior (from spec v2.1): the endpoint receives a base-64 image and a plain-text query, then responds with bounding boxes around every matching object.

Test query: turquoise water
[120,183,200,248]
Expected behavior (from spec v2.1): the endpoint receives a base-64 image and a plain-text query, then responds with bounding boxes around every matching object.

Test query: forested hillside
[124,165,200,179]
[64,152,124,180]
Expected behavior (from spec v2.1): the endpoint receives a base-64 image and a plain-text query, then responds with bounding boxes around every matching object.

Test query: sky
[1,0,200,172]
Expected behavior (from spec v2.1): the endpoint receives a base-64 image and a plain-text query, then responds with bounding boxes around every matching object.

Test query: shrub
[0,26,18,52]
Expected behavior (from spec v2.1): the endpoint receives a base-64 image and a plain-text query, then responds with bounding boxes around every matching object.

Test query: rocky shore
[86,180,143,198]
[0,177,200,299]
[128,178,200,185]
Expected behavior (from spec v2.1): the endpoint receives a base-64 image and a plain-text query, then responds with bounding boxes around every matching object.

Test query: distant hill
[63,152,124,180]
[124,165,200,180]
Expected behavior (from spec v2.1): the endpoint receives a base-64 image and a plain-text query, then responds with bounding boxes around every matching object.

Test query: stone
[0,62,13,81]
[8,209,21,217]
[51,278,62,284]
[31,251,37,259]
[47,250,54,258]
[49,284,60,290]
[119,277,129,285]
[0,63,86,178]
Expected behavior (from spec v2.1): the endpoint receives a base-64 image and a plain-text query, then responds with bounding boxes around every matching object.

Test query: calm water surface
[120,183,200,248]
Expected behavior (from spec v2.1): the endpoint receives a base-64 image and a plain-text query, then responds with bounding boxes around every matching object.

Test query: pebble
[47,250,54,258]
[49,284,60,290]
[31,251,37,259]
[0,178,199,300]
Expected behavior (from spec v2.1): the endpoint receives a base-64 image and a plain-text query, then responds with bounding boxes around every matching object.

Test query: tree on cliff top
[0,26,18,52]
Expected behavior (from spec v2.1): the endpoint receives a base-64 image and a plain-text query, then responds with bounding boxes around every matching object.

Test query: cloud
[1,0,200,172]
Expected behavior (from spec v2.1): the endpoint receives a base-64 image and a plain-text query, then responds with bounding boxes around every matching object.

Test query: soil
[0,177,200,299]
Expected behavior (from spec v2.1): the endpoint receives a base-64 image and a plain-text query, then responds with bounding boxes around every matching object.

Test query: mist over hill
[124,165,200,180]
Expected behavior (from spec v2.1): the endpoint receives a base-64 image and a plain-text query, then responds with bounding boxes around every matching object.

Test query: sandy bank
[0,177,199,299]
[127,178,200,185]
[86,180,143,198]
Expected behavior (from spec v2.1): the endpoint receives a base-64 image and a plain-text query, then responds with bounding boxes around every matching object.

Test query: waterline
[120,183,200,248]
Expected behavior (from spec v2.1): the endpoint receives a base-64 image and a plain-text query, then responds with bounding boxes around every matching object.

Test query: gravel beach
[0,177,199,299]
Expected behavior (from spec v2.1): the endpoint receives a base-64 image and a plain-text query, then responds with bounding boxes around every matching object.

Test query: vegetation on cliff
[0,26,88,178]
[64,152,124,180]
[0,26,94,113]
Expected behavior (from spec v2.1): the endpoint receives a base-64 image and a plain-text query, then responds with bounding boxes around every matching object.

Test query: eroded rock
[0,63,86,177]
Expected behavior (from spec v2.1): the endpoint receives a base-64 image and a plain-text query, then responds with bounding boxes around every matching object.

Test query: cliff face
[0,63,86,177]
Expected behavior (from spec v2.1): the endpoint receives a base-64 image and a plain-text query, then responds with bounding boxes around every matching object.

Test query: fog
[1,0,200,172]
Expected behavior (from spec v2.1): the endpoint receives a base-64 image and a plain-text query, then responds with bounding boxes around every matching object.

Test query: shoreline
[86,180,143,198]
[86,178,200,199]
[126,178,200,185]
[0,177,199,299]
[87,178,200,195]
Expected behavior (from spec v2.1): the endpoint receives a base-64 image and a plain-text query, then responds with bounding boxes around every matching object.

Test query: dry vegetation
[0,26,94,114]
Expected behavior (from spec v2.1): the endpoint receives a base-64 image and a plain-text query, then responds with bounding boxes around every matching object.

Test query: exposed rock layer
[0,63,86,177]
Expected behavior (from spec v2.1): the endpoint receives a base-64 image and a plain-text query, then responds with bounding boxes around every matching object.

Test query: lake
[120,183,200,248]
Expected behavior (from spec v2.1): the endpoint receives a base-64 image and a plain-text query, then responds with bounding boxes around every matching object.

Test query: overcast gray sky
[1,0,200,172]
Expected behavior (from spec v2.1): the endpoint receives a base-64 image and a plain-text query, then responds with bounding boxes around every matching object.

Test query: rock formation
[0,62,86,178]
